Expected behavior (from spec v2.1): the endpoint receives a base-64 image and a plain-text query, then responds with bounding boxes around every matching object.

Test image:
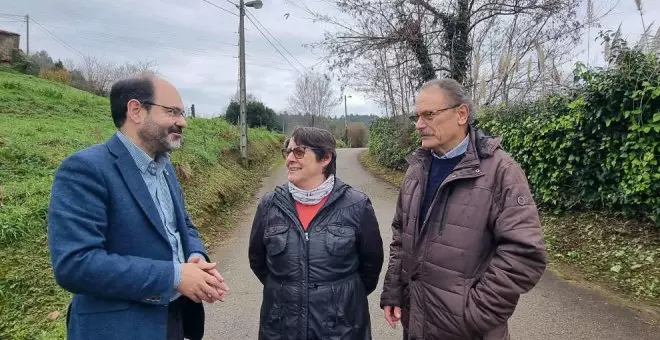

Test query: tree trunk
[405,20,436,84]
[448,0,471,85]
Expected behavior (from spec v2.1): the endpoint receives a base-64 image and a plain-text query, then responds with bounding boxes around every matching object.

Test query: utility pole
[238,0,248,167]
[237,0,263,166]
[343,94,350,147]
[25,14,29,56]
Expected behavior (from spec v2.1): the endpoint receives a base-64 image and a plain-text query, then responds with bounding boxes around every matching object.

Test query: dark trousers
[167,297,184,340]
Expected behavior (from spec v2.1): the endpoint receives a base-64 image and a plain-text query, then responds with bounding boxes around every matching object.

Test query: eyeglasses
[408,103,462,123]
[282,146,318,159]
[141,101,185,118]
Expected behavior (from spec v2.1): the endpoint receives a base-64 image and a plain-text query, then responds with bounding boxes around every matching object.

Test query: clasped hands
[177,257,230,303]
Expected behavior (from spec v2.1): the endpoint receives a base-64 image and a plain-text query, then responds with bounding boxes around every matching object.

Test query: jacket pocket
[262,282,285,339]
[265,224,289,256]
[462,277,482,339]
[324,225,356,256]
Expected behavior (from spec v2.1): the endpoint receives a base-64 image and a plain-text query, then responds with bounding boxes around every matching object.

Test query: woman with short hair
[248,126,384,340]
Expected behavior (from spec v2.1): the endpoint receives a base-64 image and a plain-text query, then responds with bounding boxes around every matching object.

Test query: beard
[138,117,183,155]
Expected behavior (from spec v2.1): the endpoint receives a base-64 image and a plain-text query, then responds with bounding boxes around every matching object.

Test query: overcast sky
[1,0,658,118]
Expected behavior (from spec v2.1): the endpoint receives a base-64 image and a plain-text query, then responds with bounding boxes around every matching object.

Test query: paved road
[204,148,659,340]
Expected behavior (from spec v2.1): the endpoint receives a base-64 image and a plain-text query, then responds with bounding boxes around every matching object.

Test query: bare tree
[288,71,340,127]
[303,0,616,111]
[77,56,157,95]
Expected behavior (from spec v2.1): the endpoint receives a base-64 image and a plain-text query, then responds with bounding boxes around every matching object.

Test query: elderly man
[48,73,229,340]
[380,78,547,340]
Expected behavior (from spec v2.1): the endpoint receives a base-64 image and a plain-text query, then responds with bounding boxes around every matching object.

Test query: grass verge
[0,71,284,339]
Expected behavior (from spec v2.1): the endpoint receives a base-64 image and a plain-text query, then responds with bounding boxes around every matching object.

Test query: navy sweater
[419,154,464,226]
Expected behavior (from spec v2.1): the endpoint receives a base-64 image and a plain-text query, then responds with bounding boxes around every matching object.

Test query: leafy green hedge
[368,117,419,170]
[478,47,660,225]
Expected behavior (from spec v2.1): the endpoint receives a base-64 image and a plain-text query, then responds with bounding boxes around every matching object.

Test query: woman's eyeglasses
[282,146,318,159]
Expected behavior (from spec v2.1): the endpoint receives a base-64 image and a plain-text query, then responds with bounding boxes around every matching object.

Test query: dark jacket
[249,178,384,340]
[380,128,547,340]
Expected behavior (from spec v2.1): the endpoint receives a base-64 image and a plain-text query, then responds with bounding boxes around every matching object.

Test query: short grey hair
[420,78,476,124]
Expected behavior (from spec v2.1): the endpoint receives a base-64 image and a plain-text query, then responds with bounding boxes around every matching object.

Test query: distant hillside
[0,70,284,339]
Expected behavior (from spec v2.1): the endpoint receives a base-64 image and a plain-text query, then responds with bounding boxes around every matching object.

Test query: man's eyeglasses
[141,101,185,118]
[282,146,318,159]
[408,103,462,123]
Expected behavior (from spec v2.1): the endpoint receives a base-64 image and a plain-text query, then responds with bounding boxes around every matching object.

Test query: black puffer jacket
[249,178,384,340]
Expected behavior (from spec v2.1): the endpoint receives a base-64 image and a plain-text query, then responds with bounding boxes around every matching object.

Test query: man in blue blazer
[48,73,229,340]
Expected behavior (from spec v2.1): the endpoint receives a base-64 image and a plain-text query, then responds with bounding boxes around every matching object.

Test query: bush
[347,122,368,147]
[368,117,419,170]
[39,68,71,85]
[10,50,39,76]
[225,100,279,131]
[478,45,660,226]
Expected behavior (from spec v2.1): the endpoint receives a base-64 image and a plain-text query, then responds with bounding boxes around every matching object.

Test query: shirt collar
[115,131,169,175]
[431,134,470,160]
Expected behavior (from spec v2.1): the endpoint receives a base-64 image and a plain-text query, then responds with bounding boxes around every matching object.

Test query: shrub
[39,68,71,85]
[368,117,419,170]
[478,45,660,225]
[347,122,368,147]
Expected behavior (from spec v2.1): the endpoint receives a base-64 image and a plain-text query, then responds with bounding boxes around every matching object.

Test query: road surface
[203,148,658,340]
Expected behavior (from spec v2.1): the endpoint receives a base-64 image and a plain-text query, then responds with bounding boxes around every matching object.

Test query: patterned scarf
[289,175,335,205]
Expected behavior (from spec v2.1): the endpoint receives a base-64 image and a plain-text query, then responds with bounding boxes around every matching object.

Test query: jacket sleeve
[379,187,405,308]
[248,195,270,285]
[47,153,175,304]
[357,198,384,295]
[465,161,547,334]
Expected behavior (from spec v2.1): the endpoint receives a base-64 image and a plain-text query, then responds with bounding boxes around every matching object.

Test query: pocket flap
[265,224,289,236]
[326,225,355,238]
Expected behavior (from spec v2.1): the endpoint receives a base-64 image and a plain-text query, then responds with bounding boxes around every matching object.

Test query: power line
[245,9,308,71]
[201,0,239,17]
[30,17,85,58]
[244,13,302,75]
[37,21,239,49]
[16,15,299,72]
[0,13,24,18]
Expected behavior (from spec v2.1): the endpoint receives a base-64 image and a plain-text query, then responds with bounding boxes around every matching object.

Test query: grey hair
[420,78,476,124]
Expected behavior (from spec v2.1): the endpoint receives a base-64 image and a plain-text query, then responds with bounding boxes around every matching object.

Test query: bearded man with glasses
[380,78,547,340]
[248,126,384,340]
[48,72,228,340]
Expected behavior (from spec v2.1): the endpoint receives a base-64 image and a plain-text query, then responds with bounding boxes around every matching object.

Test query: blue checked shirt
[117,131,203,301]
[431,134,470,159]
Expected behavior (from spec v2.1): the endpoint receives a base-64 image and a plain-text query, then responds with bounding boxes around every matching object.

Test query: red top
[295,196,329,231]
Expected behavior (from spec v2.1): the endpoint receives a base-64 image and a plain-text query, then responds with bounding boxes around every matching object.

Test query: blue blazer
[48,134,207,340]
